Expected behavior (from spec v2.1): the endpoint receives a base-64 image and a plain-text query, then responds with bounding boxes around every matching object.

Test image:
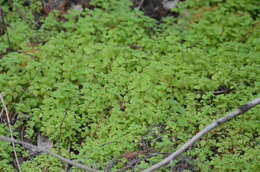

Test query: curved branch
[143,98,260,172]
[0,135,99,172]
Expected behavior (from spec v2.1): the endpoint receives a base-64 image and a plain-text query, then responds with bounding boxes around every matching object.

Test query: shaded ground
[14,0,181,20]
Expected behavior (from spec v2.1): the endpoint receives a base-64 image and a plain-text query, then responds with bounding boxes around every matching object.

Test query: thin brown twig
[142,97,260,172]
[0,135,100,172]
[213,88,234,96]
[0,94,22,172]
[0,108,4,119]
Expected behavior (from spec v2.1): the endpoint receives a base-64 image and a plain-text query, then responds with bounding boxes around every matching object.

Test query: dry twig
[0,94,21,172]
[0,135,99,172]
[0,108,4,120]
[0,93,98,172]
[142,98,260,172]
[137,0,145,10]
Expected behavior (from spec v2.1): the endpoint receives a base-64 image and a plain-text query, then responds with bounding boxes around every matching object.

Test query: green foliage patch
[0,0,259,171]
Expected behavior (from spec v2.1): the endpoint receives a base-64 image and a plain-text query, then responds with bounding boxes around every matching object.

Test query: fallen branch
[0,94,21,172]
[142,98,260,172]
[0,135,99,172]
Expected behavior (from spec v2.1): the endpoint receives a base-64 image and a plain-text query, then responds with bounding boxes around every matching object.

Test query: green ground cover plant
[0,0,259,171]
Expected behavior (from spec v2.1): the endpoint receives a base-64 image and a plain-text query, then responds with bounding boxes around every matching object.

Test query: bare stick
[137,0,144,10]
[0,94,22,172]
[0,135,100,172]
[0,108,3,119]
[143,98,260,172]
